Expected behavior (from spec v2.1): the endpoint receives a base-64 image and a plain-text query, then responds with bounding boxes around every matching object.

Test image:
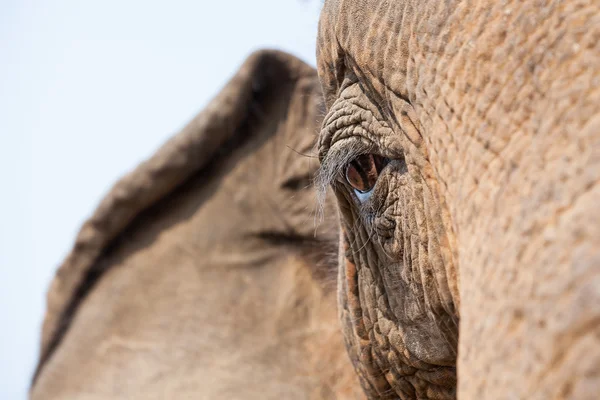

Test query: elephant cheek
[338,233,395,397]
[374,213,403,260]
[341,246,367,340]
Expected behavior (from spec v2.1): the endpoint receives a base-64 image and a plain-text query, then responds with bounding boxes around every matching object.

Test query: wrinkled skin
[317,1,600,399]
[30,51,363,400]
[32,3,600,400]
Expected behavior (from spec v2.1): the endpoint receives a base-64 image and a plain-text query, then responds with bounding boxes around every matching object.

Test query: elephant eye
[345,154,389,201]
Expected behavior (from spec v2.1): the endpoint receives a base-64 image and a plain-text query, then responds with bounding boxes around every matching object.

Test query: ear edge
[31,50,319,386]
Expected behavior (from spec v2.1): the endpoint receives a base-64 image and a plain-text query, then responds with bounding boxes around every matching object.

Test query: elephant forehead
[318,0,428,104]
[319,0,389,103]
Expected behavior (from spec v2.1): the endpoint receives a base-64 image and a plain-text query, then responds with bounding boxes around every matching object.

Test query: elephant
[30,51,363,400]
[32,1,600,400]
[315,0,599,399]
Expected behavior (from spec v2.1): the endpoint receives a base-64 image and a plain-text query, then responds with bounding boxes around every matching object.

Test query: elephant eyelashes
[345,154,389,202]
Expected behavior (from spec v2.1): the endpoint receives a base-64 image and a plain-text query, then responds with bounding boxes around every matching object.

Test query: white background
[0,1,322,398]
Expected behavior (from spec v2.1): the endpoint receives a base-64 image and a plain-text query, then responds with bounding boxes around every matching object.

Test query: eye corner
[353,188,373,203]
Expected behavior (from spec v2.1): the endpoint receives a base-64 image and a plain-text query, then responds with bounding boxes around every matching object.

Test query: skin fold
[30,51,363,400]
[317,1,599,399]
[32,3,600,400]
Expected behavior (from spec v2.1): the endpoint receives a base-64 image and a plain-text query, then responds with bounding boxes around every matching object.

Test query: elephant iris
[344,154,389,202]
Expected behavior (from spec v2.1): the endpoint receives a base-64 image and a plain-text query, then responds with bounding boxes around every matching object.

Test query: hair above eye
[344,154,390,197]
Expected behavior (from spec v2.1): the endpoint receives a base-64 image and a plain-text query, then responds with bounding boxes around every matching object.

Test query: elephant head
[30,51,363,400]
[316,1,600,399]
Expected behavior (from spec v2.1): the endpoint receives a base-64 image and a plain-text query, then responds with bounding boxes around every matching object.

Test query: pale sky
[0,1,322,398]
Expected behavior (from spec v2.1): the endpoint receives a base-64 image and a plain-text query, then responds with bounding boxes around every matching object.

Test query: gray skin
[316,1,600,399]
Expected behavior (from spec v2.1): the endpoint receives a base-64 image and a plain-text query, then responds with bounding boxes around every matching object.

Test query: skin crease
[30,4,600,400]
[317,1,600,399]
[30,51,364,400]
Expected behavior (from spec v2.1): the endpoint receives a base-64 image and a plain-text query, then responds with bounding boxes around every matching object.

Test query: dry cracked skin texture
[31,1,600,400]
[317,0,599,399]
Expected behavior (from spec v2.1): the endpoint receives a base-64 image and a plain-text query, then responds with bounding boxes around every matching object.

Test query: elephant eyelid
[317,137,376,185]
[315,138,374,207]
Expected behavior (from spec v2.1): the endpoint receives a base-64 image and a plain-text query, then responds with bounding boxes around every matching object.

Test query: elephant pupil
[345,154,388,193]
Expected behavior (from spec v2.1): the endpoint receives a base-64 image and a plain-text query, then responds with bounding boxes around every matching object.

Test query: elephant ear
[33,50,332,384]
